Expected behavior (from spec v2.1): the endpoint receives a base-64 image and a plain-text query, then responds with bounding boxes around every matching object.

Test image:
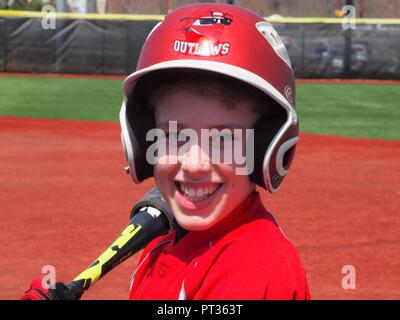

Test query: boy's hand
[20,278,78,300]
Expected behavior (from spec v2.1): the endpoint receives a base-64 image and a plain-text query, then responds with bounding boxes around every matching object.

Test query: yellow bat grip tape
[72,224,142,286]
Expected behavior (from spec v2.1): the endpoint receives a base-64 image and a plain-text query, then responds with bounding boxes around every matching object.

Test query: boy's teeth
[196,189,204,198]
[179,183,220,202]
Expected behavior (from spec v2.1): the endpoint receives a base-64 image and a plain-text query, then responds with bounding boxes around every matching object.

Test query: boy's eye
[164,131,177,138]
[164,131,179,144]
[216,133,233,141]
[210,132,237,147]
[165,131,190,147]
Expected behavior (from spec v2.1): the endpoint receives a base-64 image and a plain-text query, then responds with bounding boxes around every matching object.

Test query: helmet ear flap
[250,115,285,189]
[249,111,299,192]
[123,92,155,183]
[269,134,299,189]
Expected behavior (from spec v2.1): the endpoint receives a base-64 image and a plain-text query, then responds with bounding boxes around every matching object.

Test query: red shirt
[129,192,310,300]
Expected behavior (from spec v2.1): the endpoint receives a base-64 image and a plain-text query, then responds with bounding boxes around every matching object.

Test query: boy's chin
[173,212,219,232]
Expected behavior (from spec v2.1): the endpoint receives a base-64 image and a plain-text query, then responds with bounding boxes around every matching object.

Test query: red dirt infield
[1,116,399,300]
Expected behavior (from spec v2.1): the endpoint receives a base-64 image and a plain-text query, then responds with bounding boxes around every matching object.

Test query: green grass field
[0,76,399,140]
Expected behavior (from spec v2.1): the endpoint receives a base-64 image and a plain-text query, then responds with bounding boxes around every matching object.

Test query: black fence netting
[0,17,157,75]
[276,22,400,79]
[0,16,400,79]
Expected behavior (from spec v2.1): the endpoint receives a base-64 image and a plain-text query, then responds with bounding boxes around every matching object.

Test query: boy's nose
[179,143,211,175]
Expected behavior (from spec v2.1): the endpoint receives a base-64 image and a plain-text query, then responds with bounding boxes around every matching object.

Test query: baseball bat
[65,187,173,299]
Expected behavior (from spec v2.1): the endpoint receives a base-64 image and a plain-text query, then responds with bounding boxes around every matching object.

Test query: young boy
[120,3,309,299]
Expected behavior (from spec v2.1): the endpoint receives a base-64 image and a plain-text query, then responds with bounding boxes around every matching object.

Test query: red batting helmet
[120,3,299,192]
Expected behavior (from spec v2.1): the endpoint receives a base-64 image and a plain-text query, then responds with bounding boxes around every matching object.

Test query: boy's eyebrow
[156,122,245,130]
[157,122,176,130]
[209,125,245,130]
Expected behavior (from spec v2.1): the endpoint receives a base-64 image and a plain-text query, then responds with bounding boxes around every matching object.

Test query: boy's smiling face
[154,87,259,231]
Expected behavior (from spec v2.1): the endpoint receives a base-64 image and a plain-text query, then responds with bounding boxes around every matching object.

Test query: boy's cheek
[154,161,175,179]
[155,154,179,166]
[154,159,181,197]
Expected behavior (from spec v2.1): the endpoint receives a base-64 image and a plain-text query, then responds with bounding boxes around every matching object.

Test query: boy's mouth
[175,181,223,203]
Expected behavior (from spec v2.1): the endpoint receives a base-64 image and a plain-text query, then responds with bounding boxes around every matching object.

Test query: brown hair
[131,68,285,121]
